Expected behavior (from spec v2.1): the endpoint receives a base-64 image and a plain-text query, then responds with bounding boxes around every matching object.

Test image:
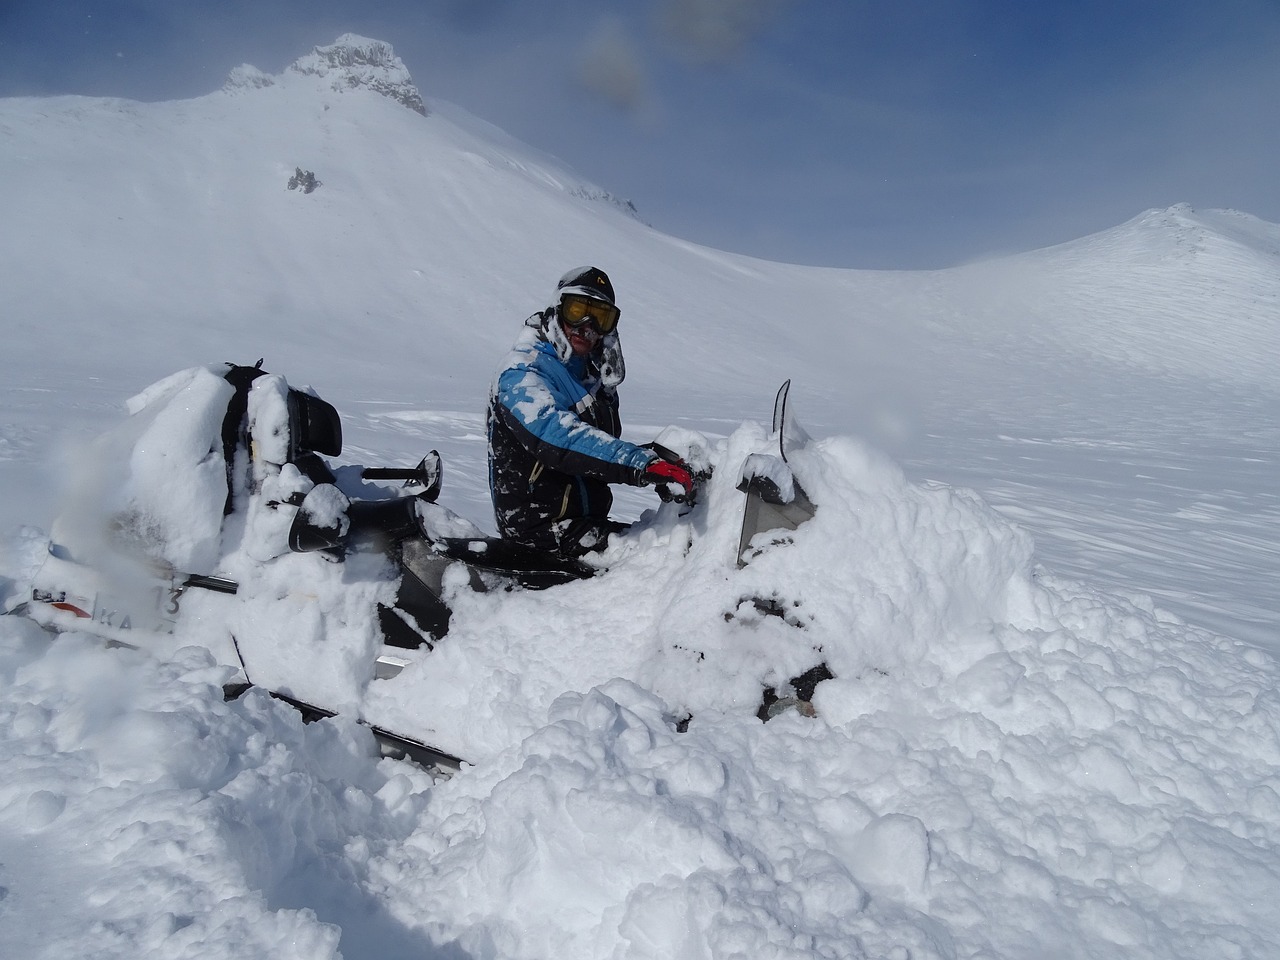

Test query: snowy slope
[898,207,1280,644]
[2,34,1280,960]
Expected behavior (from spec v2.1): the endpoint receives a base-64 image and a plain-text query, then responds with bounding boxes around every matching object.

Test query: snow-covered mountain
[2,34,1278,960]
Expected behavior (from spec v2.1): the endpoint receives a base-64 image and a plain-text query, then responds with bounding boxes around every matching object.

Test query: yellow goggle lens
[560,295,620,333]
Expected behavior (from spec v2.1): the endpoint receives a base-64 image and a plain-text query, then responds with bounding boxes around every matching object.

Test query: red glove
[642,457,695,502]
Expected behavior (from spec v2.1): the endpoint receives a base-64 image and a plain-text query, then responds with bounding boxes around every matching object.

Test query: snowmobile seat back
[219,360,341,469]
[287,389,342,460]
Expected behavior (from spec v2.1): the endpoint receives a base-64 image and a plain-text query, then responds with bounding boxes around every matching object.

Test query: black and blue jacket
[487,325,653,552]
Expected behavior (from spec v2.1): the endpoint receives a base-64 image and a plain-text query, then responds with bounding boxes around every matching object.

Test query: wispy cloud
[577,19,651,114]
[654,0,792,62]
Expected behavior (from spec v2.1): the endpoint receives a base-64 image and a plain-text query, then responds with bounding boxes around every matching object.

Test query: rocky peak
[226,34,427,116]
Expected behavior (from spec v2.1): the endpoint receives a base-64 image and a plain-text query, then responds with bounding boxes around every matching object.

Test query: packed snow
[2,34,1279,960]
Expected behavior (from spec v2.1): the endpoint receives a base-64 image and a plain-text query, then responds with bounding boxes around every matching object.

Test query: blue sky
[3,0,1278,268]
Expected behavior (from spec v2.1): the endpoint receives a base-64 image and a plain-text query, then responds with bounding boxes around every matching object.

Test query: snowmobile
[10,362,818,772]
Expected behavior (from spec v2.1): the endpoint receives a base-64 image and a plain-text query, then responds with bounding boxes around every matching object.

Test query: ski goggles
[559,294,620,334]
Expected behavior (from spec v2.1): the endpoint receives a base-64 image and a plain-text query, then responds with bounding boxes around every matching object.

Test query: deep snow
[2,34,1279,960]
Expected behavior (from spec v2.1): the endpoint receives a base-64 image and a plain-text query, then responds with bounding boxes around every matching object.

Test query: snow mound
[350,424,1280,958]
[0,623,402,960]
[943,204,1280,385]
[1120,203,1280,260]
[8,412,1280,958]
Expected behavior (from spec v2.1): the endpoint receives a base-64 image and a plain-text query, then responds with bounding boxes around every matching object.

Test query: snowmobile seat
[382,535,595,648]
[429,537,595,588]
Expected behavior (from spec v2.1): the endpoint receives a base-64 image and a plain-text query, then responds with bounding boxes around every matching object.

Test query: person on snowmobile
[487,266,695,557]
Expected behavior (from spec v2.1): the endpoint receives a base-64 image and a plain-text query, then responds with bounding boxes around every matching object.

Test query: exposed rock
[287,34,427,116]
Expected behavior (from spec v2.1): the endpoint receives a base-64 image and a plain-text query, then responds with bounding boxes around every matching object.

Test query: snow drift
[5,398,1279,958]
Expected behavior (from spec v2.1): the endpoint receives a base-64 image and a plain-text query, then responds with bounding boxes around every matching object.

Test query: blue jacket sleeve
[493,361,654,484]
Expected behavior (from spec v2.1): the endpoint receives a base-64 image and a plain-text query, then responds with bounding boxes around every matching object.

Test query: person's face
[561,317,601,356]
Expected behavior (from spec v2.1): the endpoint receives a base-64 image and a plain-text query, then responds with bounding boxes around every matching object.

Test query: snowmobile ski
[222,680,466,775]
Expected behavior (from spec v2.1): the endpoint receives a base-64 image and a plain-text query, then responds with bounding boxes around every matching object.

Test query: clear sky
[3,0,1278,268]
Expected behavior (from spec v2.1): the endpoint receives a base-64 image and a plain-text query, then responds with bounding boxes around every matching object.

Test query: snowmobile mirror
[413,452,442,502]
[361,450,443,503]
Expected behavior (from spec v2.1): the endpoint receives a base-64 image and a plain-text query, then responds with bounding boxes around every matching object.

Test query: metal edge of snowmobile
[222,681,466,776]
[737,381,818,567]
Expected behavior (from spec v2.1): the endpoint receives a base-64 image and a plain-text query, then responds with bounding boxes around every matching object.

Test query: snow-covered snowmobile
[12,362,817,770]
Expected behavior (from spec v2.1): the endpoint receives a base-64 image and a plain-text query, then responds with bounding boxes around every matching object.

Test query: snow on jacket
[487,324,653,550]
